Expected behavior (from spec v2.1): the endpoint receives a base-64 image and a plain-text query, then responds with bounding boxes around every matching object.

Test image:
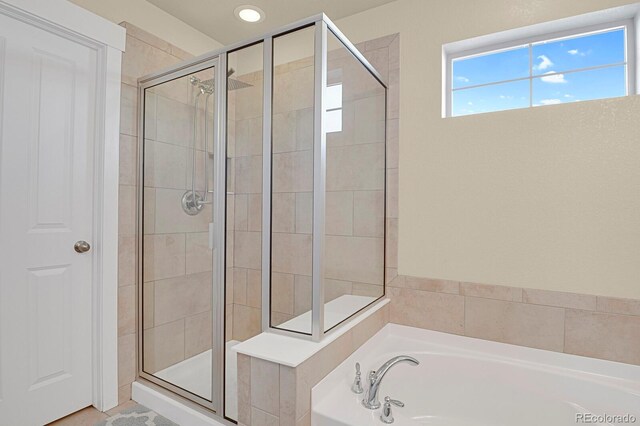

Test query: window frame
[444,18,637,117]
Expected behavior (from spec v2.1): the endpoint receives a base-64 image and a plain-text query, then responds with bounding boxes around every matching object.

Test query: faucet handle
[380,396,404,424]
[385,396,404,407]
[351,363,363,394]
[368,369,376,385]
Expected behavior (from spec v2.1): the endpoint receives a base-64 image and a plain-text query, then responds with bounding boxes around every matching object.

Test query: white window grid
[445,19,637,117]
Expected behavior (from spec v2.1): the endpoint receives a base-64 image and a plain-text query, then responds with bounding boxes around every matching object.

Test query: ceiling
[146,0,398,45]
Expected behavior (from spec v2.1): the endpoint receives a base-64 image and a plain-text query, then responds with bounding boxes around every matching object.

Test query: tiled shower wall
[229,34,396,336]
[268,54,316,328]
[141,71,215,374]
[323,36,388,302]
[117,22,196,404]
[226,66,265,342]
[226,54,319,337]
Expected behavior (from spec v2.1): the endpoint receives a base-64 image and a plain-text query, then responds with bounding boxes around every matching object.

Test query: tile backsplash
[389,276,640,365]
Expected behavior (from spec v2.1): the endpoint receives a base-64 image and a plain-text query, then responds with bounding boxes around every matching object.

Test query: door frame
[0,0,125,412]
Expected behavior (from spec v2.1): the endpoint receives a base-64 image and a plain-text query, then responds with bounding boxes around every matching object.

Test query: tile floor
[47,400,138,426]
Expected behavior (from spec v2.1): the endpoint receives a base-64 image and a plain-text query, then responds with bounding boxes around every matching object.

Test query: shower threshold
[154,340,240,420]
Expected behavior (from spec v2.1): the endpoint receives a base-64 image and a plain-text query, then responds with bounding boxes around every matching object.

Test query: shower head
[190,68,253,93]
[198,78,252,92]
[226,68,253,91]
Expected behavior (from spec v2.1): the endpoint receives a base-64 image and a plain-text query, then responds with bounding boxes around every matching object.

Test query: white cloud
[499,95,513,100]
[467,101,473,106]
[540,99,563,105]
[534,55,554,71]
[455,76,470,83]
[568,49,587,56]
[540,72,567,83]
[564,94,574,98]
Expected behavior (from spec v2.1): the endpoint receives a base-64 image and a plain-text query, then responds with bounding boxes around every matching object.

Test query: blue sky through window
[451,27,627,116]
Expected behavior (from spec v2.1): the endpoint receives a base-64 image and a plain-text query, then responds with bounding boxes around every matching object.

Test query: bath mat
[95,404,179,426]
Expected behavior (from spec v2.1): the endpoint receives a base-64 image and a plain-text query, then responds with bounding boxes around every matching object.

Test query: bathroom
[0,0,638,425]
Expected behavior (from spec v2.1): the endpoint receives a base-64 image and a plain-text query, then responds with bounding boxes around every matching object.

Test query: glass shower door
[138,60,224,412]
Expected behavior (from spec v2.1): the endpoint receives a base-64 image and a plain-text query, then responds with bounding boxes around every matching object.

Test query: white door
[0,9,98,426]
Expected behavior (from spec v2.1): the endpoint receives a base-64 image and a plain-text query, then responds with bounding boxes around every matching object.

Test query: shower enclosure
[137,14,387,422]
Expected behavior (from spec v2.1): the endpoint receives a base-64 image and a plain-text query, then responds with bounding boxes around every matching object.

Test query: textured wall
[336,0,640,299]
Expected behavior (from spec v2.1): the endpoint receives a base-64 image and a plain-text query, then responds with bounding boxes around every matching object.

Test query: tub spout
[362,355,419,409]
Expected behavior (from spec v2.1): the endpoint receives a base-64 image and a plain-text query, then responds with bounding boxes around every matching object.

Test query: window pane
[326,84,342,110]
[452,45,529,89]
[324,29,385,332]
[452,80,530,116]
[532,64,626,106]
[325,109,342,133]
[532,28,626,76]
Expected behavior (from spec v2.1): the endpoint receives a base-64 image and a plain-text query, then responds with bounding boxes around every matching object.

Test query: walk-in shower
[137,14,387,423]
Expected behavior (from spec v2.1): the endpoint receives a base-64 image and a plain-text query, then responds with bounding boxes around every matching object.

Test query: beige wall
[336,0,640,299]
[69,0,222,55]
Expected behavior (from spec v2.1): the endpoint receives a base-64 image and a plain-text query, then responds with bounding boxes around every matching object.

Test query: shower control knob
[74,240,91,253]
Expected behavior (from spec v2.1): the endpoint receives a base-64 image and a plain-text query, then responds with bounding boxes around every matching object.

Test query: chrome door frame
[136,56,226,415]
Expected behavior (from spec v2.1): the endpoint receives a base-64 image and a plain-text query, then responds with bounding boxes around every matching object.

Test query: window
[446,20,636,117]
[325,83,343,133]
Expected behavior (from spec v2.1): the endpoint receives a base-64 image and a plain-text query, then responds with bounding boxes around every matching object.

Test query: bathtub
[312,324,640,426]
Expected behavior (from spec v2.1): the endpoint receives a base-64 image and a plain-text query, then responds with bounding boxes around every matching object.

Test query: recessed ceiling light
[234,5,265,23]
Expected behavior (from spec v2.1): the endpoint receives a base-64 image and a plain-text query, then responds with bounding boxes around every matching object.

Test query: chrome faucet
[362,355,419,409]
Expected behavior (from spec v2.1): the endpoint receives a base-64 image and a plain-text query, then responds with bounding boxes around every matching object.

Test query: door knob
[74,240,91,253]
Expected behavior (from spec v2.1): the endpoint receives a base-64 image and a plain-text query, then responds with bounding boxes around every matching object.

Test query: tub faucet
[362,355,419,409]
